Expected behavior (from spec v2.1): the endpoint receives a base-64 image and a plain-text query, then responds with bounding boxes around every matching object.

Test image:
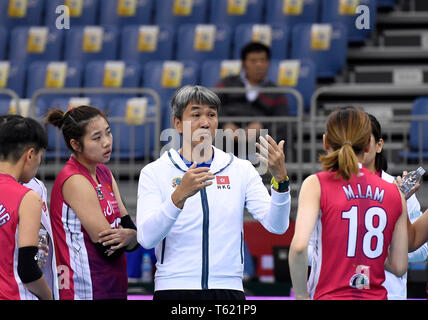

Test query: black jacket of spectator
[216,75,289,140]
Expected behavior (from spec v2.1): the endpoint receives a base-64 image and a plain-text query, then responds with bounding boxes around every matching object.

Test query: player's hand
[98,227,137,255]
[171,162,214,209]
[395,171,420,200]
[256,135,288,182]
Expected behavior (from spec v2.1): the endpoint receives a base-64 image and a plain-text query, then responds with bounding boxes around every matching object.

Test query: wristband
[120,215,137,230]
[271,176,289,192]
[120,215,140,252]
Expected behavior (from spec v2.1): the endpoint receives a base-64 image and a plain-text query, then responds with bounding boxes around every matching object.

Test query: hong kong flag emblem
[216,176,230,185]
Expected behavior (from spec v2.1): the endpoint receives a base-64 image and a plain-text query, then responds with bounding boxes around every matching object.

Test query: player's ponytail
[46,109,66,129]
[319,106,371,180]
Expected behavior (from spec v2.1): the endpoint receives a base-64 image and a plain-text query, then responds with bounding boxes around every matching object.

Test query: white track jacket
[136,147,291,292]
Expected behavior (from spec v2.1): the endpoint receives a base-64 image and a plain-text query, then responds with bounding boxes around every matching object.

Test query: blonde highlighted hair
[319,106,371,180]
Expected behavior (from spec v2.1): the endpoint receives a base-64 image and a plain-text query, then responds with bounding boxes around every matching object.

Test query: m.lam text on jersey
[342,184,385,203]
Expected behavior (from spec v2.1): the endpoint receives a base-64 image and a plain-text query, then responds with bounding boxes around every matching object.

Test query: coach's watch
[271,176,289,192]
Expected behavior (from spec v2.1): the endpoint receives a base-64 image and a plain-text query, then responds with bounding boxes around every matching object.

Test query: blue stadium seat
[176,24,232,64]
[0,99,13,115]
[84,60,141,102]
[48,96,106,113]
[142,60,199,131]
[233,24,290,60]
[0,27,7,60]
[43,96,106,159]
[200,59,242,88]
[265,0,320,28]
[0,98,46,118]
[154,0,208,26]
[0,0,44,28]
[100,0,153,27]
[64,26,119,64]
[108,98,156,159]
[268,58,316,115]
[120,25,175,67]
[0,61,26,99]
[377,0,397,8]
[0,99,21,115]
[45,0,98,27]
[403,97,428,160]
[209,0,263,27]
[9,27,64,64]
[26,61,83,104]
[320,0,376,43]
[126,247,156,279]
[291,22,347,78]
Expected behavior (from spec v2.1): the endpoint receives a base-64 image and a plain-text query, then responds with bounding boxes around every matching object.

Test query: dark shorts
[153,289,246,301]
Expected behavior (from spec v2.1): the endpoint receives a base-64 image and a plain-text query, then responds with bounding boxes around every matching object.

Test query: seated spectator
[216,42,289,156]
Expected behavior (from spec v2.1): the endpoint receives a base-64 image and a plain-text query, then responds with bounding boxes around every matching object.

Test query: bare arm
[18,191,52,300]
[98,175,138,252]
[289,175,321,300]
[408,208,428,252]
[394,174,427,252]
[63,175,111,243]
[385,193,408,277]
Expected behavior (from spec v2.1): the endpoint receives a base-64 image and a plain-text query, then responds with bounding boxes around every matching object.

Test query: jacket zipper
[241,231,244,264]
[160,238,166,264]
[166,150,234,290]
[200,187,209,290]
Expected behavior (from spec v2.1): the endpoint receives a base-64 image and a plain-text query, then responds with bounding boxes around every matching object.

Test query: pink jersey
[50,157,127,300]
[0,174,34,300]
[308,166,402,300]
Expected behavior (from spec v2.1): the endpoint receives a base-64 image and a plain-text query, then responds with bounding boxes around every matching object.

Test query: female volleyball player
[0,116,52,300]
[47,106,139,300]
[0,114,59,299]
[289,106,408,300]
[363,114,427,299]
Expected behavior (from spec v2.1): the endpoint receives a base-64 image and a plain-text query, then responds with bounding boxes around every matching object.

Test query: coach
[136,85,291,300]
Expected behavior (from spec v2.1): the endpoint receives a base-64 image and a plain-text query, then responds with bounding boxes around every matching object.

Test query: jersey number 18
[342,206,387,259]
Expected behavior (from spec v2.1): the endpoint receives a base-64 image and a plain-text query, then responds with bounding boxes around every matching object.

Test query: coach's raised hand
[171,162,215,209]
[256,135,288,183]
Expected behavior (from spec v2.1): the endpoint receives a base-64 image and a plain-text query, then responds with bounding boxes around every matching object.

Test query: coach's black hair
[0,116,48,162]
[170,85,221,121]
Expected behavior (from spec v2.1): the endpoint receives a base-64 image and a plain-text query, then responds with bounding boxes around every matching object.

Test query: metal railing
[212,87,305,186]
[0,88,21,112]
[310,84,428,173]
[29,87,161,182]
[3,83,428,210]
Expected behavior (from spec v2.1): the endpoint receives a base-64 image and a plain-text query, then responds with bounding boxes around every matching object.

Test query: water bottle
[399,166,425,196]
[141,252,152,283]
[36,229,49,268]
